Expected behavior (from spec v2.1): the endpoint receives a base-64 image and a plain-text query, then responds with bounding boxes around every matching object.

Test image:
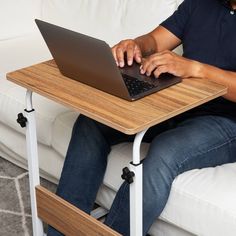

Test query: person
[48,0,236,235]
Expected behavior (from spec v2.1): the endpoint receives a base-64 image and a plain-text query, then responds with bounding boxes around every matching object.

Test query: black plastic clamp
[121,167,135,184]
[17,113,27,128]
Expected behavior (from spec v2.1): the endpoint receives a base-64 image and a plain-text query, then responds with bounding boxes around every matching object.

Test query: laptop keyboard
[123,76,156,97]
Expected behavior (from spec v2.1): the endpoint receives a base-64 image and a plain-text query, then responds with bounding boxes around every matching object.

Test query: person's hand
[140,50,201,78]
[112,39,142,67]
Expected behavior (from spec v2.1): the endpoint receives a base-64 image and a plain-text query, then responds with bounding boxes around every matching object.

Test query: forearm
[134,26,182,57]
[134,34,157,57]
[196,62,236,102]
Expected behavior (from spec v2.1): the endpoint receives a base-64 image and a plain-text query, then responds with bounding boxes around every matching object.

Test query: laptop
[35,19,181,101]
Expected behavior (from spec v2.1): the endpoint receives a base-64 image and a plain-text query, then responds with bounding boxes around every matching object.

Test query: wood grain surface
[36,186,121,236]
[7,60,227,134]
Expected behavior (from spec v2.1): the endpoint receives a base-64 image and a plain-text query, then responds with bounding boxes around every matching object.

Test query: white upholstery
[0,0,41,40]
[41,0,178,46]
[0,34,49,74]
[0,0,236,235]
[0,77,70,146]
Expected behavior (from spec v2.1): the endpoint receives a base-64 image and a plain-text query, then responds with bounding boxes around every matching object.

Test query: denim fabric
[47,114,236,236]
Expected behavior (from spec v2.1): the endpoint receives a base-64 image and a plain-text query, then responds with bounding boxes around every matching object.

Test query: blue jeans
[47,114,236,236]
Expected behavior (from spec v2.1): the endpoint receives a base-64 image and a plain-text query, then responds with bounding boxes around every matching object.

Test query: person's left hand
[140,50,200,78]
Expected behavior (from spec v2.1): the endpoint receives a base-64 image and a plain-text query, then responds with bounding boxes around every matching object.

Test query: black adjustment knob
[17,113,27,128]
[121,167,135,184]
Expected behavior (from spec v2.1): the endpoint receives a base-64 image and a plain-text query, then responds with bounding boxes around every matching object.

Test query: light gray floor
[0,157,56,236]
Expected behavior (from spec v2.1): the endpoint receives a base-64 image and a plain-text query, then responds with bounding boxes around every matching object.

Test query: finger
[116,46,125,67]
[111,47,119,66]
[153,65,169,78]
[140,56,158,75]
[145,60,158,76]
[145,59,168,76]
[126,44,135,66]
[134,45,142,64]
[141,54,169,75]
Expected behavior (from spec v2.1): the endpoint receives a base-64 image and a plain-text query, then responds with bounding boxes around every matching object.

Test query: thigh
[144,115,236,176]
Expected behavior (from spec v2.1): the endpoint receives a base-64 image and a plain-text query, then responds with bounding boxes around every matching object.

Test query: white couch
[1,0,236,235]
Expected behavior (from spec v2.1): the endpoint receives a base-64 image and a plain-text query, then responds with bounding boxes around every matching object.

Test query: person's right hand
[111,39,142,67]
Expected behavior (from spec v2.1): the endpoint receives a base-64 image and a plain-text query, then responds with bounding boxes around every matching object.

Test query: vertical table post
[130,129,148,236]
[24,90,44,236]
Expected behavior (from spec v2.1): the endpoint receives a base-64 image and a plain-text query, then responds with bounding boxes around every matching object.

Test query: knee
[70,115,89,141]
[73,114,95,132]
[144,144,180,184]
[72,115,105,140]
[144,130,189,179]
[143,156,177,199]
[74,114,114,140]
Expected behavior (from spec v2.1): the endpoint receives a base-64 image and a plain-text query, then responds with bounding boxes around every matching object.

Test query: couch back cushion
[0,0,42,40]
[41,0,178,46]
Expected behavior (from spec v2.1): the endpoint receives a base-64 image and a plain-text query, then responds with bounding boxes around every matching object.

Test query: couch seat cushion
[161,163,236,235]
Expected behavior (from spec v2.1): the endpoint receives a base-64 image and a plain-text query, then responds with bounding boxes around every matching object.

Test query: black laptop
[35,19,181,101]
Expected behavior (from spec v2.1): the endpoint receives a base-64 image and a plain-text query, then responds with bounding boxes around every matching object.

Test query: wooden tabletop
[7,60,227,135]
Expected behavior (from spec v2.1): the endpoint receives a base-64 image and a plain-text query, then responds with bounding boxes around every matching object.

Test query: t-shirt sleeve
[160,0,194,40]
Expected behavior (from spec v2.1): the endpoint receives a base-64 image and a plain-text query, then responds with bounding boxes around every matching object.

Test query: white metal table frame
[23,89,148,236]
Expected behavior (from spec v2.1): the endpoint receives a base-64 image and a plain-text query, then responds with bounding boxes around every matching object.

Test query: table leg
[130,129,148,236]
[23,89,147,236]
[24,90,44,236]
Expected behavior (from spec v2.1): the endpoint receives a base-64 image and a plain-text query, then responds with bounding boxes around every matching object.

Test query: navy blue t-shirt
[160,0,236,119]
